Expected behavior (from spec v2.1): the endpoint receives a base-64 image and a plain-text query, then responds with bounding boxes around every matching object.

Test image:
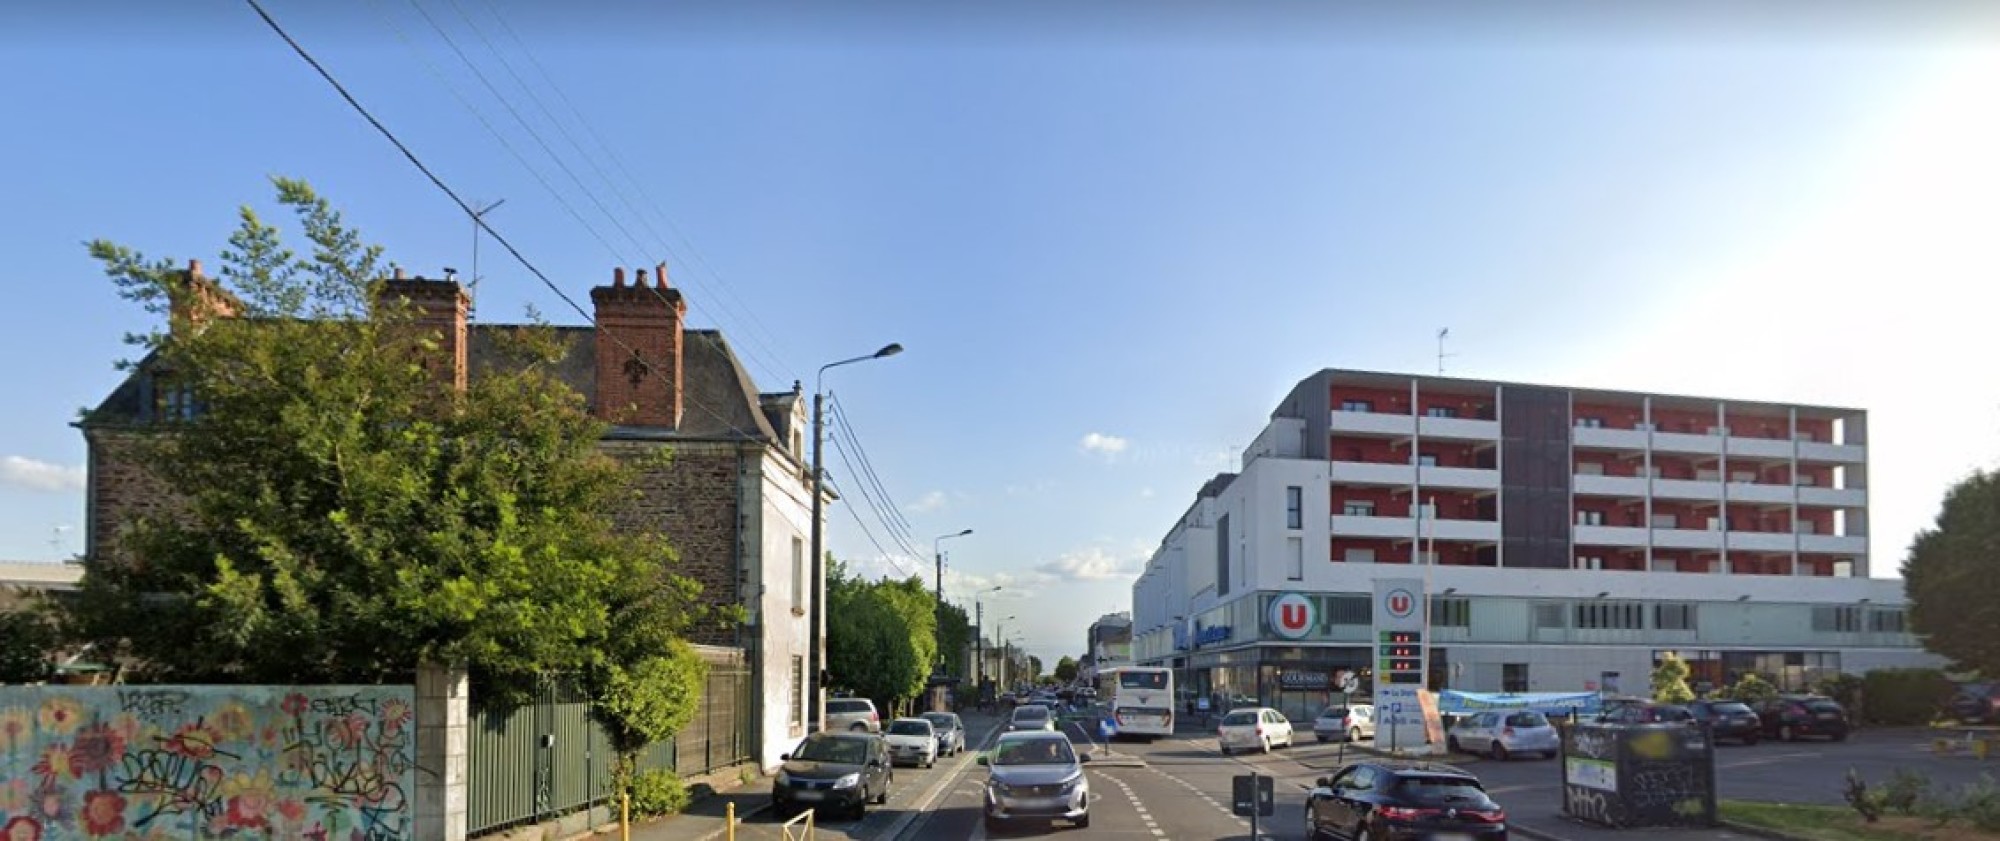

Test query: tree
[0,602,59,684]
[1652,653,1695,703]
[825,562,935,714]
[1053,655,1079,683]
[1903,469,2000,676]
[67,178,707,711]
[1029,655,1044,683]
[936,601,970,676]
[1725,673,1778,705]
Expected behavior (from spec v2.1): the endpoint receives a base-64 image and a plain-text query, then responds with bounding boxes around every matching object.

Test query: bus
[1096,666,1175,740]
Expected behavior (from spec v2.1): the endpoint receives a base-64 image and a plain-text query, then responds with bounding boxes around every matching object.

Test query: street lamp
[933,529,973,673]
[809,342,903,731]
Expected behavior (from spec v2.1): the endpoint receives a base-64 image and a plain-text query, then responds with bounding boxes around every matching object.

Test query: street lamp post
[809,343,903,731]
[975,586,1001,694]
[933,529,973,673]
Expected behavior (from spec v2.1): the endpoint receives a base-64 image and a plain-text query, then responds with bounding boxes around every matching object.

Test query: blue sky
[4,2,1999,668]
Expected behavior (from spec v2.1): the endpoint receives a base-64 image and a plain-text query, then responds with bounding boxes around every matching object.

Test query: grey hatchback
[978,731,1091,829]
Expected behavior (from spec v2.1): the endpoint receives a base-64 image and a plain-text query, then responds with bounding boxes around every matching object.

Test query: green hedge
[1859,668,1955,725]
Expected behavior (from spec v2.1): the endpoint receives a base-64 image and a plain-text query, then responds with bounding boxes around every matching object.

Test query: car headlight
[833,773,862,789]
[1060,775,1084,793]
[989,780,1012,795]
[774,770,790,786]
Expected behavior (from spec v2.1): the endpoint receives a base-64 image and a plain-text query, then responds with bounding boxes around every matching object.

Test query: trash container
[1559,722,1717,829]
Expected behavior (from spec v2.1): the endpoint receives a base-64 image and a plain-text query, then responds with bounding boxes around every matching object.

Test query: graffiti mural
[0,685,415,840]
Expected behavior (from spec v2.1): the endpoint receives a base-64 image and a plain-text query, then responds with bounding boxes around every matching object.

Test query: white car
[1447,710,1560,760]
[1312,704,1376,743]
[884,718,939,767]
[1217,707,1294,754]
[1008,704,1058,733]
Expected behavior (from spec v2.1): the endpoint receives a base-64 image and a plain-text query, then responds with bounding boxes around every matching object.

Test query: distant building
[0,561,84,611]
[1080,612,1133,684]
[1133,368,1936,721]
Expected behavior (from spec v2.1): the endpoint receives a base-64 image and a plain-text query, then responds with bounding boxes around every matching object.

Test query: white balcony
[1726,436,1795,459]
[1429,518,1502,542]
[1801,534,1869,555]
[1573,426,1648,451]
[1799,486,1868,508]
[1418,415,1500,442]
[1332,514,1416,540]
[1654,527,1725,551]
[1419,465,1501,492]
[1574,525,1649,547]
[1330,410,1415,437]
[1726,482,1794,505]
[1798,441,1867,464]
[1728,531,1796,553]
[1330,461,1415,486]
[1652,431,1724,456]
[1652,478,1724,502]
[1575,474,1649,498]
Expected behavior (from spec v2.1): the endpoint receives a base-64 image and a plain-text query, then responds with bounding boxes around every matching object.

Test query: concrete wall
[752,448,814,769]
[0,684,418,839]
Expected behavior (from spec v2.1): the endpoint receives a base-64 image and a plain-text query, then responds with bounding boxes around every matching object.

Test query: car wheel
[1261,737,1272,754]
[1075,809,1090,829]
[1744,734,1760,746]
[1492,742,1510,761]
[1220,744,1231,755]
[850,722,867,732]
[1833,731,1848,743]
[1350,727,1363,743]
[1447,736,1461,753]
[1317,734,1328,743]
[1356,826,1372,841]
[984,813,1003,831]
[1780,725,1796,742]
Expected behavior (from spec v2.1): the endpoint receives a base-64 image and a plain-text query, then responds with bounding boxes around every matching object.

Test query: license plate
[793,790,823,802]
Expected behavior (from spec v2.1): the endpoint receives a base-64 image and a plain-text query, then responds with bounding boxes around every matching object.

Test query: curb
[690,802,773,841]
[1715,819,1814,840]
[1507,822,1576,841]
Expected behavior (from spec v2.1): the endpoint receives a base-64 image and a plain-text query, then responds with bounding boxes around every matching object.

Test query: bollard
[621,793,630,841]
[727,801,736,841]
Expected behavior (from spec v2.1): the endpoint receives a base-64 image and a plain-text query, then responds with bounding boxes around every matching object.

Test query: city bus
[1096,666,1175,740]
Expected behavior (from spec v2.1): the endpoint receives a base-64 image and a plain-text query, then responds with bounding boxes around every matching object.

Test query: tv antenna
[1437,328,1456,375]
[469,198,506,309]
[50,525,72,560]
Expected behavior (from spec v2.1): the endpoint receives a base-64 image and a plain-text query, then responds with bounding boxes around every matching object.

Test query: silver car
[978,731,1091,829]
[922,712,966,756]
[1312,704,1375,743]
[1008,704,1057,733]
[1448,710,1560,760]
[826,698,881,733]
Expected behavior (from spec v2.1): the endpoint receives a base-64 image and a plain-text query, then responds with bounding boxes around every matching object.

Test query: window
[791,536,807,614]
[1418,453,1439,467]
[1651,514,1679,528]
[1216,514,1231,597]
[1575,556,1604,570]
[1287,537,1304,581]
[1869,610,1906,633]
[1343,500,1377,517]
[1795,520,1819,534]
[1286,486,1303,529]
[1654,603,1695,631]
[790,656,805,731]
[1341,399,1374,413]
[1326,595,1372,625]
[1696,468,1721,481]
[1430,597,1471,628]
[1796,474,1818,487]
[1730,471,1756,483]
[1576,510,1605,526]
[1343,547,1376,564]
[1577,462,1605,476]
[1532,603,1568,629]
[1503,664,1529,693]
[1574,602,1644,630]
[1576,417,1603,428]
[1811,606,1861,633]
[1425,406,1458,418]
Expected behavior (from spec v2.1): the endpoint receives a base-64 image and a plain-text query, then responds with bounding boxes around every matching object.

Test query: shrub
[1960,774,2000,832]
[629,769,692,817]
[1844,768,1884,822]
[1727,674,1779,705]
[1882,768,1929,816]
[1652,653,1695,704]
[1862,669,1955,726]
[1815,673,1863,710]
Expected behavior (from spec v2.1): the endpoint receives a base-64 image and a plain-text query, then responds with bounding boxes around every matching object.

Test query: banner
[1437,690,1602,717]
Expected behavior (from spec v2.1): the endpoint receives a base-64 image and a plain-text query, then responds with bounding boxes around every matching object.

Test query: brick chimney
[377,268,471,392]
[591,264,685,428]
[168,259,242,334]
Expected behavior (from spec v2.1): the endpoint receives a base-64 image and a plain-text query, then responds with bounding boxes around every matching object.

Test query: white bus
[1097,666,1175,740]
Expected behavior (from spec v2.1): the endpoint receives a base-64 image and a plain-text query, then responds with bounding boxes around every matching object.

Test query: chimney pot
[393,267,408,280]
[188,259,203,277]
[656,262,669,288]
[614,267,626,287]
[636,268,649,286]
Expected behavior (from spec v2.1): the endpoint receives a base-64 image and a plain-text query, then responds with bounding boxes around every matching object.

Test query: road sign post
[1233,771,1275,836]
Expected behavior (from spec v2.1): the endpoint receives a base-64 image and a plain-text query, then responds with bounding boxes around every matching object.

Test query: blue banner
[1437,690,1602,716]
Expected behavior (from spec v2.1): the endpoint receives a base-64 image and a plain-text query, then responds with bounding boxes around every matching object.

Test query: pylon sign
[1372,577,1430,750]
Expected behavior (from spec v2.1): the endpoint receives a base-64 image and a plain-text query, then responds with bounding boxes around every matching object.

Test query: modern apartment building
[1131,369,1938,721]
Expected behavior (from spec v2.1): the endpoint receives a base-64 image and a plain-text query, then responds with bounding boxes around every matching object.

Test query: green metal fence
[467,647,754,837]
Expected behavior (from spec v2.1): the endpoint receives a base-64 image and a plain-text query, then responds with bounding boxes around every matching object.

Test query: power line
[827,412,915,550]
[825,477,915,578]
[828,397,916,535]
[245,0,761,443]
[826,422,924,561]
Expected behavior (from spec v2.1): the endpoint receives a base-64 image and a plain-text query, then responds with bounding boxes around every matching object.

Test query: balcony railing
[1418,415,1500,441]
[1800,534,1868,555]
[1652,478,1723,502]
[1574,525,1648,547]
[1574,474,1649,498]
[1727,482,1794,505]
[1651,431,1724,456]
[1418,465,1500,491]
[1725,436,1794,459]
[1573,427,1648,450]
[1798,441,1867,464]
[1329,461,1414,486]
[1329,410,1415,437]
[1799,486,1867,508]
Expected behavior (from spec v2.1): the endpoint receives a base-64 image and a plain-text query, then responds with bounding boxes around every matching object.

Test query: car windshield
[793,737,867,764]
[1711,702,1754,715]
[1119,672,1169,690]
[888,721,931,736]
[829,701,868,714]
[1394,775,1490,806]
[1013,707,1048,721]
[922,714,956,730]
[993,738,1076,766]
[1222,711,1257,726]
[1506,712,1549,727]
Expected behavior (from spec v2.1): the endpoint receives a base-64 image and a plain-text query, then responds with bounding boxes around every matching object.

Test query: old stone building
[79,262,819,768]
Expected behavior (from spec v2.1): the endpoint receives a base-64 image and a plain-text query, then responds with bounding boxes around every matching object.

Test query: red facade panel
[1331,435,1408,464]
[1651,407,1719,434]
[1331,538,1408,564]
[1331,385,1412,415]
[1416,391,1497,420]
[1333,487,1410,517]
[1573,401,1646,430]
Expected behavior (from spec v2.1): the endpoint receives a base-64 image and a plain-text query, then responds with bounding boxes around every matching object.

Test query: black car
[1755,694,1849,742]
[1950,683,2000,725]
[1688,700,1761,745]
[772,732,892,819]
[1307,760,1508,840]
[1600,703,1695,726]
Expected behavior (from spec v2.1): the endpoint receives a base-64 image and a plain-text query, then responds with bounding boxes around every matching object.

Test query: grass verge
[1721,800,2000,841]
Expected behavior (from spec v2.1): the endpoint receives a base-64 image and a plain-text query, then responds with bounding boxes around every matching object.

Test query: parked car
[1688,700,1762,745]
[884,718,939,768]
[922,712,966,756]
[978,731,1091,830]
[1755,695,1849,742]
[1949,683,2000,725]
[826,697,881,733]
[1307,760,1509,840]
[1447,711,1559,760]
[1600,703,1696,726]
[1009,704,1058,733]
[771,732,891,820]
[1313,704,1376,743]
[1218,707,1295,754]
[1594,695,1653,723]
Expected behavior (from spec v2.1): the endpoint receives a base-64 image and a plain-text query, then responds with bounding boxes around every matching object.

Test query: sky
[4,2,2000,669]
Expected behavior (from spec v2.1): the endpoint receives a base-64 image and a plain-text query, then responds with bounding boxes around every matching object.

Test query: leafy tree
[1903,469,2000,676]
[826,562,935,714]
[1029,655,1044,683]
[1652,653,1695,704]
[1053,655,1079,683]
[936,601,970,677]
[0,600,59,684]
[1725,673,1778,705]
[68,178,707,710]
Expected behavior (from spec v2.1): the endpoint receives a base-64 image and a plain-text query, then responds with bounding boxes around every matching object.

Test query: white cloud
[1035,547,1145,583]
[1079,432,1130,459]
[906,490,949,514]
[0,456,85,493]
[1139,487,1156,499]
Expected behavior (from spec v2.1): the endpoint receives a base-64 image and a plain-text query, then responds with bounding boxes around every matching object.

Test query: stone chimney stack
[377,269,472,392]
[168,259,243,334]
[591,263,685,428]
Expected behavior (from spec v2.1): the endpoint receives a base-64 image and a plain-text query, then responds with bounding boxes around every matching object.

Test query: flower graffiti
[0,685,414,839]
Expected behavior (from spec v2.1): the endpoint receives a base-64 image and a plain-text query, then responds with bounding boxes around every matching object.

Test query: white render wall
[755,449,815,769]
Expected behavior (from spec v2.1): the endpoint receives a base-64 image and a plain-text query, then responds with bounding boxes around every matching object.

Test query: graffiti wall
[0,685,416,840]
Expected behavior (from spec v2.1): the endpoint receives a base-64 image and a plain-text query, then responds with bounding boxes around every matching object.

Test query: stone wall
[602,440,750,648]
[83,429,187,567]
